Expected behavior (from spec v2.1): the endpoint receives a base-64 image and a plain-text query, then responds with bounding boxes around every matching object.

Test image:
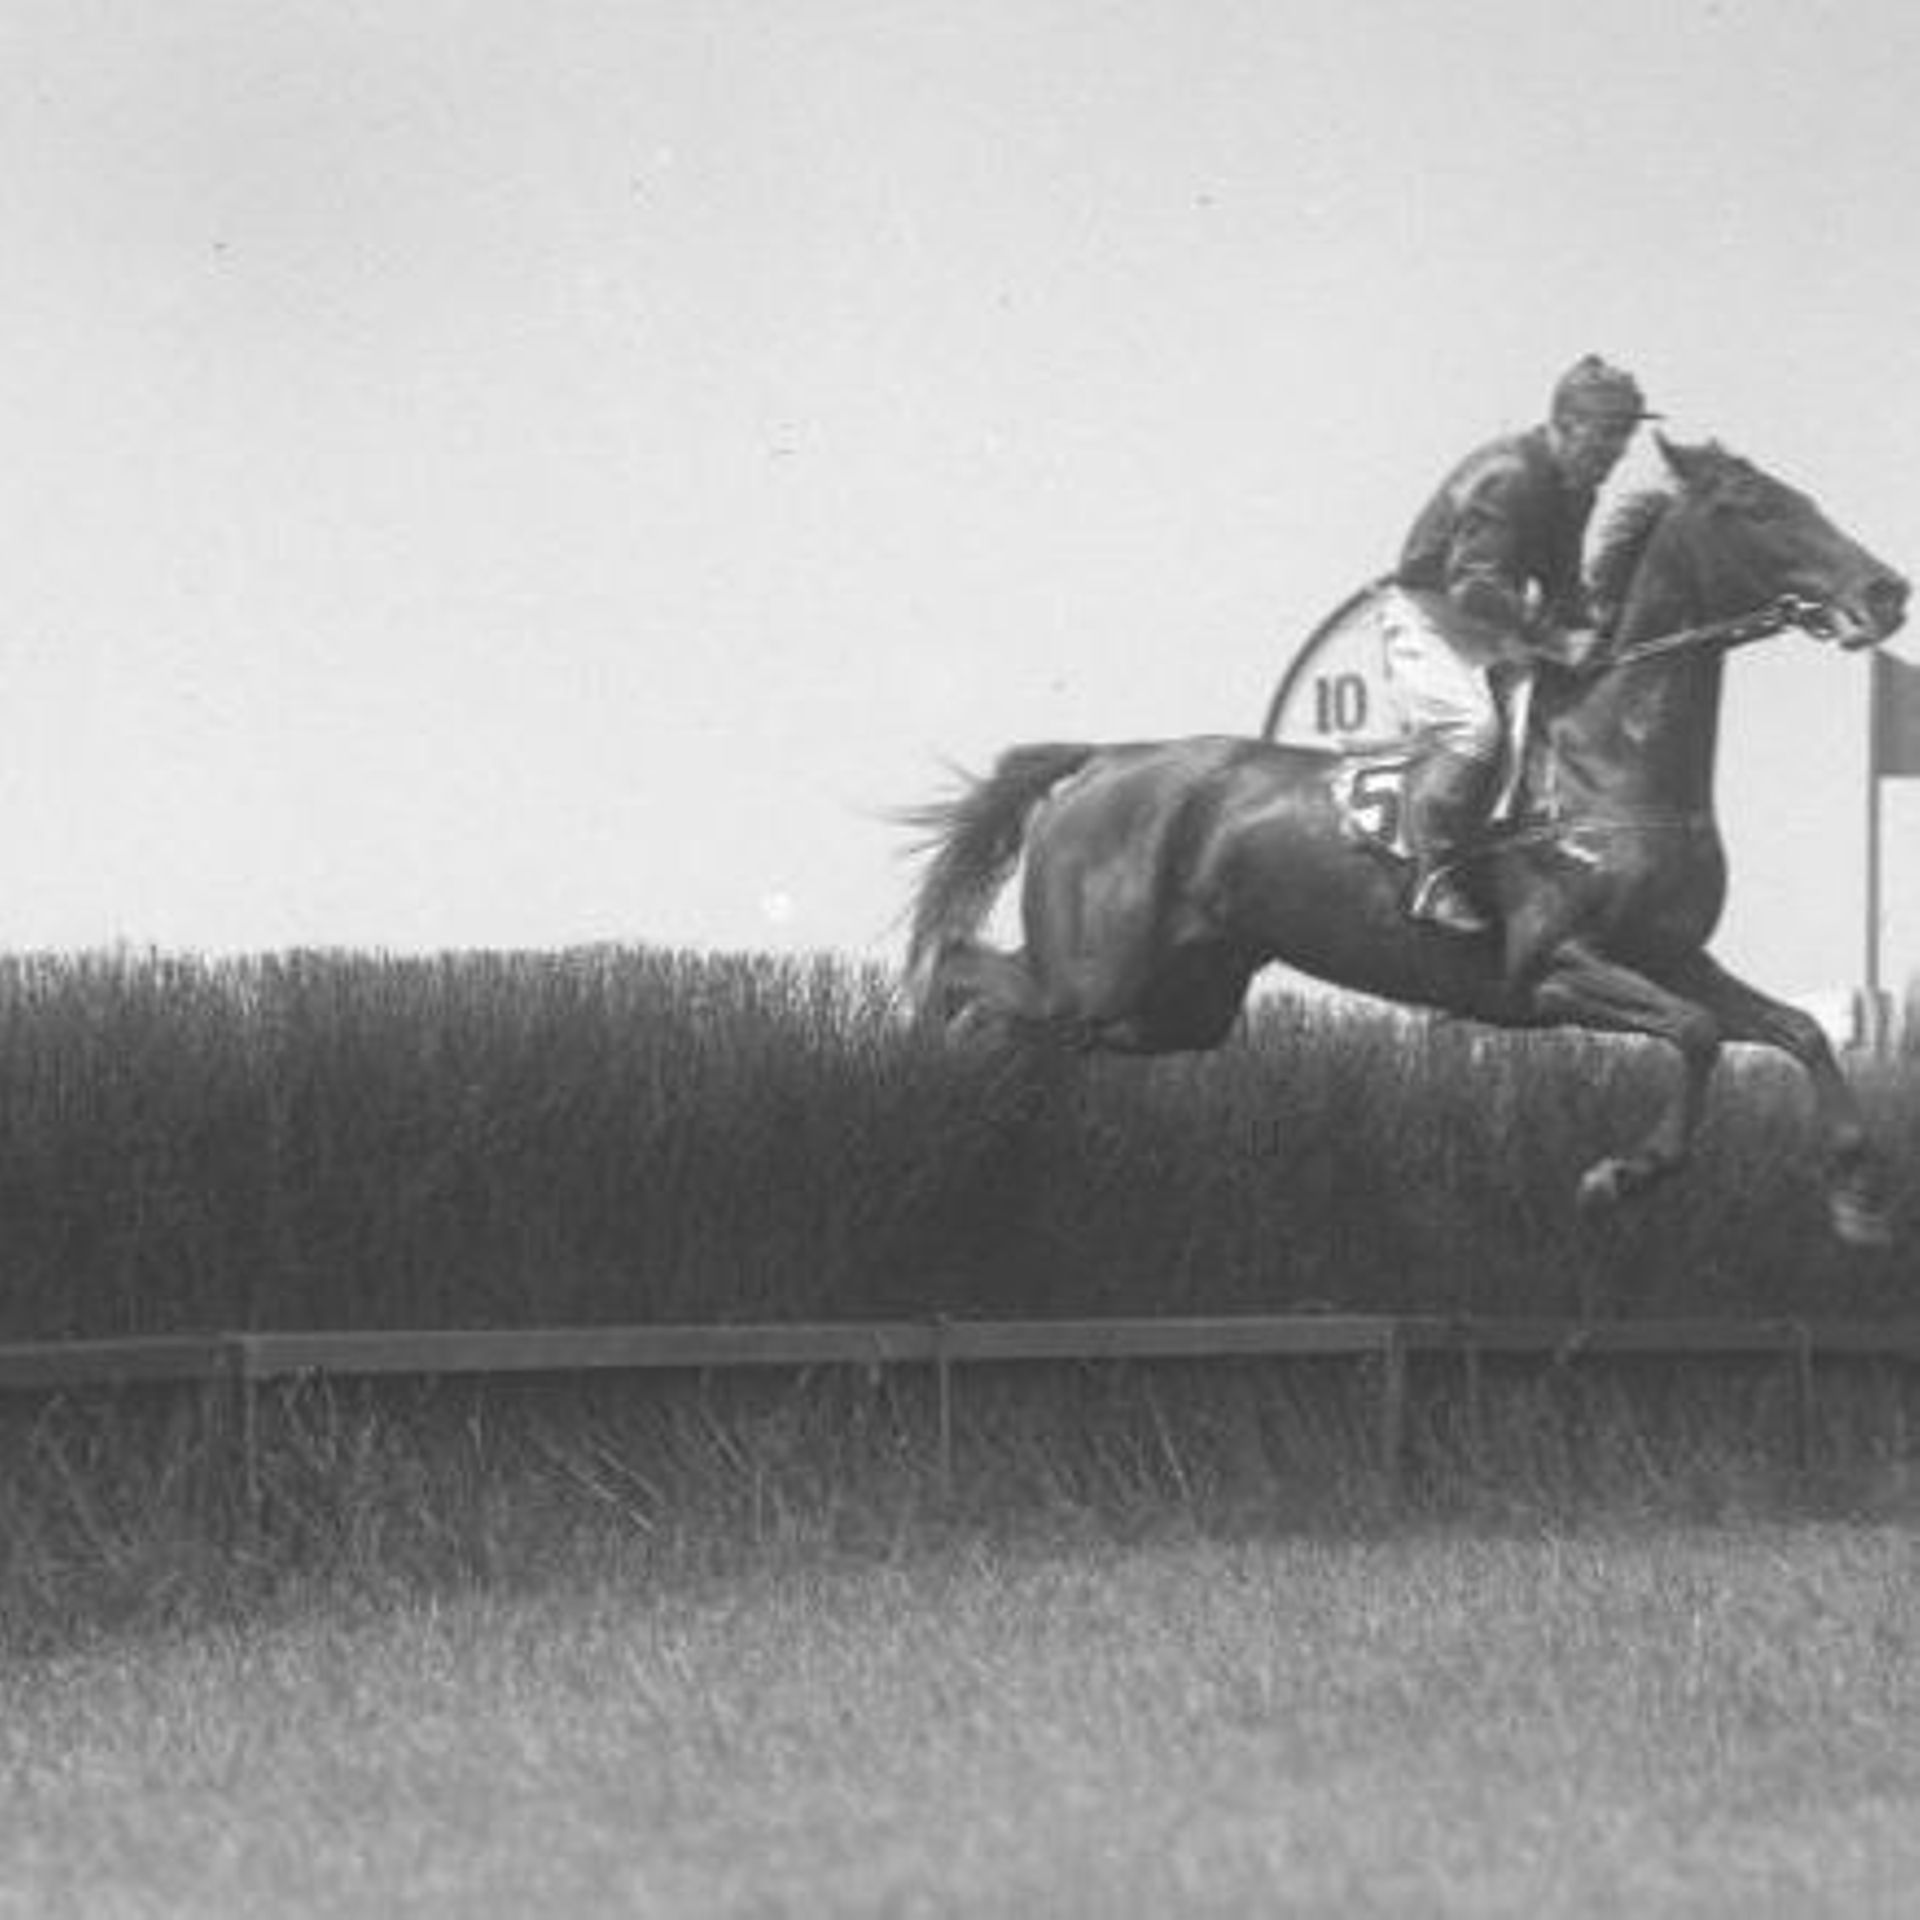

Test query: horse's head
[1653,435,1908,648]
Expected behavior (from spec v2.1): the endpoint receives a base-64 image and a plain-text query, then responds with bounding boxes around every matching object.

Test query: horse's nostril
[1868,575,1911,630]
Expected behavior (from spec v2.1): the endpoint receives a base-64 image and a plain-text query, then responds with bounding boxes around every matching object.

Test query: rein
[1513,591,1832,843]
[1591,594,1830,676]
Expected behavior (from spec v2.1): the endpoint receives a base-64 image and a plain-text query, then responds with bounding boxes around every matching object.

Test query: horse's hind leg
[1096,942,1257,1054]
[1667,953,1893,1249]
[914,937,1052,1046]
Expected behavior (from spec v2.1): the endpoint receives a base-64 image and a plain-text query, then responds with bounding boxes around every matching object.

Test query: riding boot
[1404,749,1495,936]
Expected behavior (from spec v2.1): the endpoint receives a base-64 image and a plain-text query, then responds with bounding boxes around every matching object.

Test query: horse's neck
[1535,573,1726,819]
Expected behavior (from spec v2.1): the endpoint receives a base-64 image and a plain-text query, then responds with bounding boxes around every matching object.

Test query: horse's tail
[900,741,1100,990]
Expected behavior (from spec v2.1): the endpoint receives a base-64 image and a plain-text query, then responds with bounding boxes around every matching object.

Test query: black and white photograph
[3,2,1918,1912]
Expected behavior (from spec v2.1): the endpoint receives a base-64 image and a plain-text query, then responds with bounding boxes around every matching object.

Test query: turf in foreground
[4,1521,1918,1917]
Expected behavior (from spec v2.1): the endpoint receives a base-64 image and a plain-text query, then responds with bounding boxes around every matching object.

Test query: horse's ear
[1653,434,1729,489]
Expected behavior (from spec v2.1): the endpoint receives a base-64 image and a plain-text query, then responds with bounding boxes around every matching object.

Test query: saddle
[1324,744,1524,869]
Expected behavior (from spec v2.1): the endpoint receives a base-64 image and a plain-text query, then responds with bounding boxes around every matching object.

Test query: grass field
[4,1516,1918,1917]
[0,946,1914,1913]
[4,1363,1918,1915]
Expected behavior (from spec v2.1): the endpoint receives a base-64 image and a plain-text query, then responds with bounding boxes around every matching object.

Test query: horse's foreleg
[1530,943,1722,1216]
[1665,954,1893,1249]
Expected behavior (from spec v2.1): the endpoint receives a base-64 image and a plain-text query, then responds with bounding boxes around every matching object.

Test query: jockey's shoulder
[1449,427,1555,498]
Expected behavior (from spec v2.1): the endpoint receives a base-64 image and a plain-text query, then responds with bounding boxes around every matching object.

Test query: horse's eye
[1723,482,1778,518]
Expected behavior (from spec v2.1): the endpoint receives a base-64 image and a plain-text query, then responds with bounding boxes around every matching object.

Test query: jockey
[1380,354,1660,934]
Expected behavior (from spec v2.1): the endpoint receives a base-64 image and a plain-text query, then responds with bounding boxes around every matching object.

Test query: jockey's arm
[1441,462,1548,663]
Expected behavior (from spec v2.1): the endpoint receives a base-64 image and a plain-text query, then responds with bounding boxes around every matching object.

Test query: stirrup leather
[1407,863,1492,935]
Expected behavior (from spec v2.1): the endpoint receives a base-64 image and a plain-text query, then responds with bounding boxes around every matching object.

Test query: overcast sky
[2,0,1915,1004]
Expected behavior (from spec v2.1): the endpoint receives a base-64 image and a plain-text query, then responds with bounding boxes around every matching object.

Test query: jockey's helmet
[1551,355,1661,425]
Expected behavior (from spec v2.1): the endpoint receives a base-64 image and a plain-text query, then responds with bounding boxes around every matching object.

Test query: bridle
[1591,593,1835,676]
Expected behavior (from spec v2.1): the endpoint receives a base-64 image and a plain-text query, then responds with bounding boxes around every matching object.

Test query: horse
[902,435,1910,1246]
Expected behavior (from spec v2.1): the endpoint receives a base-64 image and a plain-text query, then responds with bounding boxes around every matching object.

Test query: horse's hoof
[1577,1160,1627,1216]
[1830,1191,1895,1250]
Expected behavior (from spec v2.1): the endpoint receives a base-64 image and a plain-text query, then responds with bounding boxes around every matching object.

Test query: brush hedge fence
[0,946,1908,1342]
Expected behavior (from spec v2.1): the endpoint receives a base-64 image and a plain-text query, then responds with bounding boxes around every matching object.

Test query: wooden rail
[7,1315,1916,1383]
[5,1315,1919,1492]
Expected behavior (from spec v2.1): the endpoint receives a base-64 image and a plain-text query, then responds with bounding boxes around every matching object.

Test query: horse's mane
[1586,489,1674,634]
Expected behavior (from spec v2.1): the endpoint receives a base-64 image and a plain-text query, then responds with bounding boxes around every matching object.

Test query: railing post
[932,1316,955,1499]
[230,1333,262,1534]
[1787,1321,1816,1475]
[1379,1322,1408,1500]
[1462,1329,1484,1470]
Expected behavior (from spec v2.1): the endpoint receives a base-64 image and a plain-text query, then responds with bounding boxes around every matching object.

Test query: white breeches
[1376,587,1504,763]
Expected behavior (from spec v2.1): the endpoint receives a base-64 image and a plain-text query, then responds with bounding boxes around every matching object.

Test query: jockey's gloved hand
[1547,625,1604,672]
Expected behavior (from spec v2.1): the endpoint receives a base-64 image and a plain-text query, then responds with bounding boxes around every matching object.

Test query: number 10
[1314,673,1369,734]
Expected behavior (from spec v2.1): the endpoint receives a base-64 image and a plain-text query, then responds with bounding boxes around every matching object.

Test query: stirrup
[1408,869,1493,936]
